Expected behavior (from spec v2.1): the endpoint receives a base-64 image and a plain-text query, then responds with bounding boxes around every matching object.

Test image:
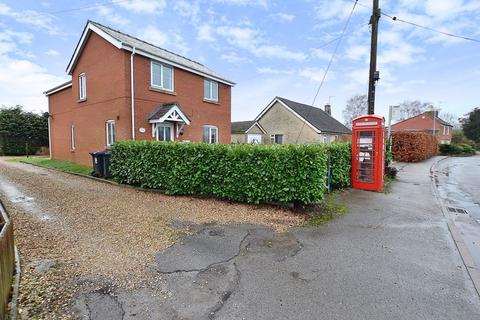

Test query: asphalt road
[434,155,480,271]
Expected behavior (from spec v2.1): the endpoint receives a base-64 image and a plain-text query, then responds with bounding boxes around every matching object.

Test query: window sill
[77,98,87,103]
[149,86,176,95]
[203,99,219,105]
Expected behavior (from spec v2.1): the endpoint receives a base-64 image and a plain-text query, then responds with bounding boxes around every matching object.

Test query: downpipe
[130,47,136,140]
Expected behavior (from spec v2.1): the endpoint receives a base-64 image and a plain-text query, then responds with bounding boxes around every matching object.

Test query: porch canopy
[148,102,191,140]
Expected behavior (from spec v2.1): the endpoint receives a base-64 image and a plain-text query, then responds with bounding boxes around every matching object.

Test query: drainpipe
[130,46,136,140]
[48,116,52,159]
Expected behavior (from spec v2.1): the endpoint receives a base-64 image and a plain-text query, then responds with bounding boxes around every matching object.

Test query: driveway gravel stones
[0,158,303,319]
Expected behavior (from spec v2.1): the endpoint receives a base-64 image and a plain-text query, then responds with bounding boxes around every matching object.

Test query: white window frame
[270,134,283,144]
[79,73,86,100]
[204,79,219,102]
[443,125,446,135]
[155,123,174,142]
[151,61,174,92]
[203,125,218,144]
[106,120,116,147]
[71,125,76,151]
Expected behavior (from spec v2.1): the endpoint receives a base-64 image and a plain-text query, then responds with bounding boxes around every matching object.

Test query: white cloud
[256,67,293,75]
[213,0,269,9]
[140,25,190,55]
[425,0,465,19]
[0,30,66,112]
[45,49,60,56]
[141,25,168,46]
[313,0,368,21]
[344,45,368,61]
[217,26,259,49]
[255,45,306,61]
[216,25,306,61]
[310,47,332,60]
[197,24,215,42]
[299,67,331,82]
[117,0,166,14]
[96,6,129,27]
[174,0,200,23]
[220,52,250,64]
[0,3,59,35]
[270,12,295,22]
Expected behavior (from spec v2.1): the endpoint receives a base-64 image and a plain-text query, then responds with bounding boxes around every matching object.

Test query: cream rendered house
[231,97,351,144]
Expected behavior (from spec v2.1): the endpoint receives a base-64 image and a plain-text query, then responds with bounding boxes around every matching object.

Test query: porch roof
[148,102,191,125]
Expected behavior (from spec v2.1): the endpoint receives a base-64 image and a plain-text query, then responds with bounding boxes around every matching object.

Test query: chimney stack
[324,104,331,115]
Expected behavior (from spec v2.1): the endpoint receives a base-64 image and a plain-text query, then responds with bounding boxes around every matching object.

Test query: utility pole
[367,0,381,115]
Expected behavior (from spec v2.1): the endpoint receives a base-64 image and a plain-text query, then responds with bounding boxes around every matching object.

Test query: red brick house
[391,111,453,144]
[44,21,234,166]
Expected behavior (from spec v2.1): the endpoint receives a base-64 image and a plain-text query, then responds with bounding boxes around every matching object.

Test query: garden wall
[392,132,438,162]
[110,142,351,204]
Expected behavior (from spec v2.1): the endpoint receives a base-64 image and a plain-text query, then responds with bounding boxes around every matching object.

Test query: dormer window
[204,79,218,102]
[151,61,173,91]
[79,73,86,100]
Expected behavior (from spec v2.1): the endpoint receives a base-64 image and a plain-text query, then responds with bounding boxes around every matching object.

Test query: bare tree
[398,100,431,119]
[343,94,367,127]
[439,112,457,125]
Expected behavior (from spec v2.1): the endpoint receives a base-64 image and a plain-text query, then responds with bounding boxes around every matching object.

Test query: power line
[353,0,480,43]
[295,0,359,143]
[34,0,131,16]
[315,21,370,50]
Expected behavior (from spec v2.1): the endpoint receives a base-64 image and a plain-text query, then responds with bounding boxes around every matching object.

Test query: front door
[247,134,262,144]
[354,130,376,183]
[156,123,173,141]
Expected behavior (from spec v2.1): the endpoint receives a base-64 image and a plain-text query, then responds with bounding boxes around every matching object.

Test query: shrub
[392,132,438,162]
[110,141,353,204]
[440,143,475,156]
[0,106,49,155]
[327,143,351,189]
[439,143,460,155]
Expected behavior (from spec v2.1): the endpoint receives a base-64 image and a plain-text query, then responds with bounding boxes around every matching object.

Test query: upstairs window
[270,134,283,144]
[203,126,218,144]
[204,79,218,102]
[151,61,173,91]
[106,120,116,147]
[79,73,86,100]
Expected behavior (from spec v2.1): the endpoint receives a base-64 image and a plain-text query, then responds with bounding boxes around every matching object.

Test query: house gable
[255,97,321,134]
[256,100,320,144]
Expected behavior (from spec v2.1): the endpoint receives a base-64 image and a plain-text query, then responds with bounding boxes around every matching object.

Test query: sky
[0,0,479,124]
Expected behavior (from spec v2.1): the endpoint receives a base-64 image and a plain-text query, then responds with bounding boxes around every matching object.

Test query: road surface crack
[158,232,250,275]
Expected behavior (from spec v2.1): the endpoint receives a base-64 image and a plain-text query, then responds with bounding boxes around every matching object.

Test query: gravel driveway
[0,158,303,319]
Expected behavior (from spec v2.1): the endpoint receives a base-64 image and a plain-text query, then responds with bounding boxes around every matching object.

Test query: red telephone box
[351,115,385,192]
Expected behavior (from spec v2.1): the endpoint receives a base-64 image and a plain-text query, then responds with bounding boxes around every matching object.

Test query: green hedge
[110,141,352,204]
[327,143,351,189]
[439,143,475,156]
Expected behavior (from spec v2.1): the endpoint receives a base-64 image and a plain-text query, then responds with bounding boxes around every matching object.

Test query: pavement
[2,156,480,319]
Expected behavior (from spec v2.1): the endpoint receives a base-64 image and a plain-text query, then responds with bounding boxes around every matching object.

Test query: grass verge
[304,192,348,226]
[11,156,92,176]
